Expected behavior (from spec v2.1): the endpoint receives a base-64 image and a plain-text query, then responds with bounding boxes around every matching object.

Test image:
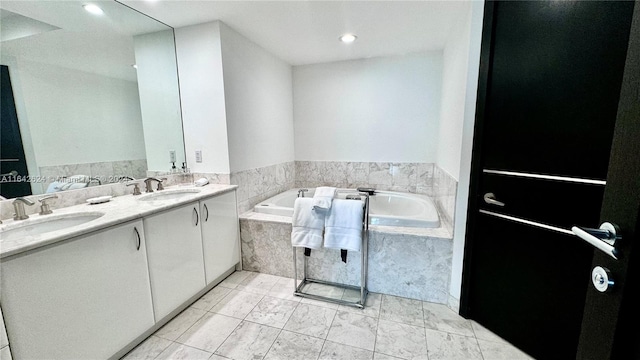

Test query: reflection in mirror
[0,0,185,199]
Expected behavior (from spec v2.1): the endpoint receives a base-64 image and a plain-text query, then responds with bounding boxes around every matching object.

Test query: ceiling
[0,0,170,81]
[120,0,471,65]
[0,1,471,81]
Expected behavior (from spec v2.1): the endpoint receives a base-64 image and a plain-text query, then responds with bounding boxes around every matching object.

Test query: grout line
[326,304,339,341]
[422,301,431,360]
[210,320,243,358]
[316,339,327,360]
[156,307,208,343]
[373,302,381,355]
[138,335,172,360]
[260,326,284,359]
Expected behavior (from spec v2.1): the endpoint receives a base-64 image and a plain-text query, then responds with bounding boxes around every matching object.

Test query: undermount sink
[0,212,105,242]
[138,188,201,202]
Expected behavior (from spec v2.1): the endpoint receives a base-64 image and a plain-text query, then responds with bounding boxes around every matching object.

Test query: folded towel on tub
[291,197,326,250]
[324,198,364,252]
[312,186,337,210]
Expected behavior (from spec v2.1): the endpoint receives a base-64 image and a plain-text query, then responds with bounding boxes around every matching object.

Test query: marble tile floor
[122,271,534,360]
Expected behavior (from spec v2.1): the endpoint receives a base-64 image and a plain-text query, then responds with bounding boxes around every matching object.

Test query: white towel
[324,199,364,252]
[46,175,90,193]
[312,186,337,210]
[291,198,326,249]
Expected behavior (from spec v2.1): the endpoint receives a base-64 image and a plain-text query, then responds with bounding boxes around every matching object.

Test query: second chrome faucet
[143,177,164,193]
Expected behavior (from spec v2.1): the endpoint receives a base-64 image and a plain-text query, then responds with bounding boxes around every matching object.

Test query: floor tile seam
[173,312,244,350]
[424,328,486,360]
[280,321,331,341]
[248,295,299,329]
[373,349,412,360]
[473,334,486,360]
[141,337,174,360]
[423,324,431,360]
[280,301,331,339]
[372,352,403,360]
[162,342,213,359]
[336,305,380,319]
[207,319,244,358]
[198,290,232,312]
[316,339,329,360]
[425,326,478,340]
[241,293,270,322]
[378,315,426,329]
[156,309,209,343]
[470,323,511,346]
[243,318,293,332]
[260,324,284,360]
[372,303,381,355]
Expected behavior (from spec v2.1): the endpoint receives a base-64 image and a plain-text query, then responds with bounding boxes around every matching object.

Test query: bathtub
[254,188,440,228]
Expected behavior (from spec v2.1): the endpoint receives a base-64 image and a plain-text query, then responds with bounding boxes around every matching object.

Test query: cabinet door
[0,220,154,359]
[144,202,206,319]
[200,191,240,284]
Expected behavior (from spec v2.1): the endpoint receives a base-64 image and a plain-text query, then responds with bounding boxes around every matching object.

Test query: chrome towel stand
[292,189,370,309]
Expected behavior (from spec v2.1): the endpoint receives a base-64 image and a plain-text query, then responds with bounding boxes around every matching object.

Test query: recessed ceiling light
[83,4,104,15]
[132,64,138,69]
[339,34,357,43]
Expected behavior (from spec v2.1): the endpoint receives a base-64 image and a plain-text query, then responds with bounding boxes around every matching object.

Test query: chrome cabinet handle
[483,193,505,207]
[134,227,141,251]
[204,204,209,222]
[571,222,620,259]
[194,207,199,226]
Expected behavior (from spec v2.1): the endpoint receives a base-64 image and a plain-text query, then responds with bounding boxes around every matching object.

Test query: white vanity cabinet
[143,202,206,320]
[200,191,240,284]
[0,220,154,360]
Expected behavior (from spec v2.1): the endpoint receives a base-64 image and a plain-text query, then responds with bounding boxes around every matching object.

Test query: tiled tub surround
[294,161,457,232]
[239,212,453,304]
[432,165,458,230]
[38,159,148,192]
[231,161,295,214]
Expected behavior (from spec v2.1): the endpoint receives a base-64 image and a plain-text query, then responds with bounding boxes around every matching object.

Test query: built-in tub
[254,188,440,228]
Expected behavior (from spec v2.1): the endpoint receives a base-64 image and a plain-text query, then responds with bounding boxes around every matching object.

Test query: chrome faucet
[143,177,163,193]
[13,197,35,220]
[38,195,58,215]
[298,188,309,198]
[126,181,142,195]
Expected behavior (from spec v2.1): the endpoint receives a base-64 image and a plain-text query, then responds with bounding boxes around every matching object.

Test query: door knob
[571,222,620,259]
[483,193,505,207]
[592,266,614,292]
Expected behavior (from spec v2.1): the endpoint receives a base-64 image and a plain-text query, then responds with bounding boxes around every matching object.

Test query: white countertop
[0,184,237,259]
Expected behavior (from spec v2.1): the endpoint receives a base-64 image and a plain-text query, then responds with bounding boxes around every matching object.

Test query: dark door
[461,1,640,359]
[1,65,32,198]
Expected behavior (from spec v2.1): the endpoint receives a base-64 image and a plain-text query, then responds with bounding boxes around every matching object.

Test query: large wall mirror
[0,0,186,199]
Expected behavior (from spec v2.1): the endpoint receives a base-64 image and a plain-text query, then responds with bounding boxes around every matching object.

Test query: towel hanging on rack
[312,186,337,210]
[324,199,364,252]
[291,197,326,250]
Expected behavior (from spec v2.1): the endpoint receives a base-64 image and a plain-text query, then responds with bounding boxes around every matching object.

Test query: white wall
[219,23,294,172]
[437,2,473,181]
[174,21,230,174]
[449,1,485,301]
[293,53,442,163]
[6,59,146,167]
[134,29,186,172]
